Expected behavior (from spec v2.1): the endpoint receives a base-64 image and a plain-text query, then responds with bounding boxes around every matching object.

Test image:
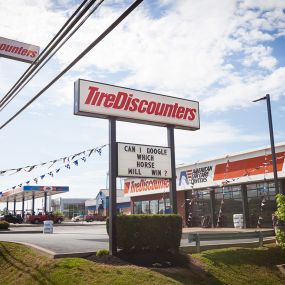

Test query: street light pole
[253,94,279,194]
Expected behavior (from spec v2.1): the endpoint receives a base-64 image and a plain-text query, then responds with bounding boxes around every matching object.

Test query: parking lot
[0,223,276,258]
[0,224,109,257]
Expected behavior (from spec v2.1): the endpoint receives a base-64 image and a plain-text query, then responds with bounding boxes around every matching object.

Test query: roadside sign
[0,36,40,63]
[117,142,172,178]
[74,79,200,130]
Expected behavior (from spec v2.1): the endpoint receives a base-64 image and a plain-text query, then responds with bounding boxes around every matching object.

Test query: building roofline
[177,141,285,169]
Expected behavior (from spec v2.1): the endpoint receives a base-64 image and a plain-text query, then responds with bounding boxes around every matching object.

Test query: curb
[0,230,42,234]
[9,222,106,228]
[7,241,98,259]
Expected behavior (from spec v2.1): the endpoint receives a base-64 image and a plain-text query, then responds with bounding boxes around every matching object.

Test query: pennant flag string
[1,144,109,193]
[0,144,108,176]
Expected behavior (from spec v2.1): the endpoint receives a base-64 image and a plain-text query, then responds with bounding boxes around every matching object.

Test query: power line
[0,0,104,112]
[0,0,144,130]
[0,0,96,110]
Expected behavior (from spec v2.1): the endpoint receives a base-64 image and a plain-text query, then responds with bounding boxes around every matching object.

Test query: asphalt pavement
[0,224,275,258]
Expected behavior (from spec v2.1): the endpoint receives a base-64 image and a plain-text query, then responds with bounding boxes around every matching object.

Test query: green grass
[192,244,285,285]
[0,241,285,285]
[0,242,182,285]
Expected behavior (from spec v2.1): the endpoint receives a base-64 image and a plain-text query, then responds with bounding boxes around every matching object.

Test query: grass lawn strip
[0,242,179,285]
[192,244,285,285]
[1,241,285,285]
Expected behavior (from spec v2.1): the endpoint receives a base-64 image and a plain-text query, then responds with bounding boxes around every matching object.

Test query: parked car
[71,215,84,222]
[27,212,64,224]
[0,214,23,224]
[85,214,106,222]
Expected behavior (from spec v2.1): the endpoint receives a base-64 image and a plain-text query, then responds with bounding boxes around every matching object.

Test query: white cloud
[243,45,277,70]
[1,0,284,113]
[202,66,285,112]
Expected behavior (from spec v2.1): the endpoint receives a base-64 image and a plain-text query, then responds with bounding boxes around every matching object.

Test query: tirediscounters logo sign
[74,79,200,130]
[0,36,40,63]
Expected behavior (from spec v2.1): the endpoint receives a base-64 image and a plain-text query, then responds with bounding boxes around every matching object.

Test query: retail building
[85,189,131,216]
[51,198,88,219]
[124,143,285,228]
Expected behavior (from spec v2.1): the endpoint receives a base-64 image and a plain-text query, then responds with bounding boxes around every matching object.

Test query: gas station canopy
[0,186,69,202]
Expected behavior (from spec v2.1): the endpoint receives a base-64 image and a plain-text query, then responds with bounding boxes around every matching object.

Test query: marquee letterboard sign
[117,143,172,178]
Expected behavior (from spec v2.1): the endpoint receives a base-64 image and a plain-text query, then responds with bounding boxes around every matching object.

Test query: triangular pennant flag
[10,168,22,175]
[40,175,45,179]
[48,160,58,169]
[12,186,16,189]
[88,149,94,157]
[27,165,36,172]
[73,160,79,166]
[71,153,81,160]
[26,181,30,184]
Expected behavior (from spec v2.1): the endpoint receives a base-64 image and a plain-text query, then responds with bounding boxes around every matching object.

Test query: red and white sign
[74,79,200,130]
[124,178,170,196]
[0,36,40,63]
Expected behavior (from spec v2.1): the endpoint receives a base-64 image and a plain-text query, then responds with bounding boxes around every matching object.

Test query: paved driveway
[0,225,109,256]
[0,224,275,257]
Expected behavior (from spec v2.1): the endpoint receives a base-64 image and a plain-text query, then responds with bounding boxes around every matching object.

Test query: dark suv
[2,214,23,224]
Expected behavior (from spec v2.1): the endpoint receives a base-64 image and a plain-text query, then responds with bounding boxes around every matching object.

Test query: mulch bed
[85,250,189,268]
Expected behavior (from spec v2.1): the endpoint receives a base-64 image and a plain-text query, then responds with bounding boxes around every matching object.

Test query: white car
[71,215,84,222]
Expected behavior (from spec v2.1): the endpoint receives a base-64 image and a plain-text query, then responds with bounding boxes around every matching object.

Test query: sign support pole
[167,126,177,214]
[109,118,117,255]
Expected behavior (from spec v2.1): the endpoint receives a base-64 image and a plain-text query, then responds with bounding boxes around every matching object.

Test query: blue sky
[0,0,285,210]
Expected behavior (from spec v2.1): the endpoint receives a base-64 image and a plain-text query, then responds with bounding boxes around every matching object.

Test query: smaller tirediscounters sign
[117,143,172,178]
[74,79,200,130]
[0,36,40,63]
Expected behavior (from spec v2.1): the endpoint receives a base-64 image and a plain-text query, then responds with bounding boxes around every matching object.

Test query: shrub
[275,194,285,249]
[276,229,285,249]
[0,221,9,230]
[276,194,285,221]
[96,249,109,256]
[107,214,182,252]
[53,210,63,217]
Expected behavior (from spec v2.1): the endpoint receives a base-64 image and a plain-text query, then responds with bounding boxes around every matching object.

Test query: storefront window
[158,199,165,214]
[141,201,150,214]
[164,198,171,214]
[215,186,242,228]
[185,189,211,227]
[247,182,277,228]
[149,200,159,214]
[134,199,171,215]
[133,201,142,214]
